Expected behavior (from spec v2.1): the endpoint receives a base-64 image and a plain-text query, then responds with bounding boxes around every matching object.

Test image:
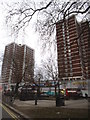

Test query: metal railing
[2,94,14,106]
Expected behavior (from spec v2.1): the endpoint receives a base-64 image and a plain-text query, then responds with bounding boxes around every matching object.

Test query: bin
[56,94,65,107]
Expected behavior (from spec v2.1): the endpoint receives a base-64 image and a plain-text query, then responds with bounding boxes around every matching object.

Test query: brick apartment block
[1,42,34,84]
[56,15,90,81]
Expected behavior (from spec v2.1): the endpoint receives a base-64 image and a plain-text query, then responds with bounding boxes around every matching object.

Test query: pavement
[13,99,88,109]
[3,97,89,119]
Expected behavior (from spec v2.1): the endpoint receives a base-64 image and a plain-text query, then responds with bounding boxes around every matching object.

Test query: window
[65,73,68,76]
[65,65,68,68]
[69,56,72,60]
[64,54,67,57]
[63,41,66,44]
[62,24,64,29]
[65,61,67,64]
[64,57,67,60]
[69,61,72,64]
[68,46,70,49]
[64,47,66,50]
[70,68,72,72]
[68,52,71,56]
[64,50,66,53]
[67,36,69,39]
[70,73,73,76]
[65,69,68,72]
[67,42,70,45]
[70,64,72,68]
[68,49,71,52]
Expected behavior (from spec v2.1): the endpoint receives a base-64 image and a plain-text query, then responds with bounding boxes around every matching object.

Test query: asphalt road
[0,91,15,119]
[0,102,20,120]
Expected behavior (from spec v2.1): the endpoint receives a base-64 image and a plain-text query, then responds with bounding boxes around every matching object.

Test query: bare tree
[42,58,58,82]
[4,0,90,48]
[41,54,58,96]
[34,65,43,97]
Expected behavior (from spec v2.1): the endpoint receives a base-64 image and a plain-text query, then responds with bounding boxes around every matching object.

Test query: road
[0,101,20,120]
[0,91,18,119]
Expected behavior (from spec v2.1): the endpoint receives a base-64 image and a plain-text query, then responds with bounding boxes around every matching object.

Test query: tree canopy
[4,0,90,48]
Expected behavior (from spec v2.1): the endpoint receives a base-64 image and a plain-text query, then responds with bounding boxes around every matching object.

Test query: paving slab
[13,99,88,109]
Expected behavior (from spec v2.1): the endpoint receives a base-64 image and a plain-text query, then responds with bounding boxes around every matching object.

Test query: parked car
[65,88,83,99]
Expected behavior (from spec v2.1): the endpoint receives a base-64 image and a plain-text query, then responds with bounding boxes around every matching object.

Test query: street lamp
[29,74,37,105]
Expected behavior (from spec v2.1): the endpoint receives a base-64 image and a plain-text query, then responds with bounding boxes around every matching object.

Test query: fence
[2,93,14,106]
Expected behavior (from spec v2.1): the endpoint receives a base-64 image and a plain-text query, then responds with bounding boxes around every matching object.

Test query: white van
[81,79,90,99]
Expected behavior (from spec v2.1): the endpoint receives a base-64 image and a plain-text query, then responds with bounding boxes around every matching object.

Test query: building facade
[56,15,90,84]
[1,42,34,84]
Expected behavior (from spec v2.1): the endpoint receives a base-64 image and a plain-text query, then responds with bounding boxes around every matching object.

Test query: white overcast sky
[0,0,46,76]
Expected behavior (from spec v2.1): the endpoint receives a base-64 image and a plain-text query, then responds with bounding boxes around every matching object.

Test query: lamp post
[29,74,37,105]
[35,92,37,105]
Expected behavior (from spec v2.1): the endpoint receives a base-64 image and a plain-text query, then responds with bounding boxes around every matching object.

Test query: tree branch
[66,5,90,17]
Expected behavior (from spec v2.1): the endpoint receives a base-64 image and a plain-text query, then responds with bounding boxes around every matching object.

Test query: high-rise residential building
[56,15,90,82]
[1,42,34,84]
